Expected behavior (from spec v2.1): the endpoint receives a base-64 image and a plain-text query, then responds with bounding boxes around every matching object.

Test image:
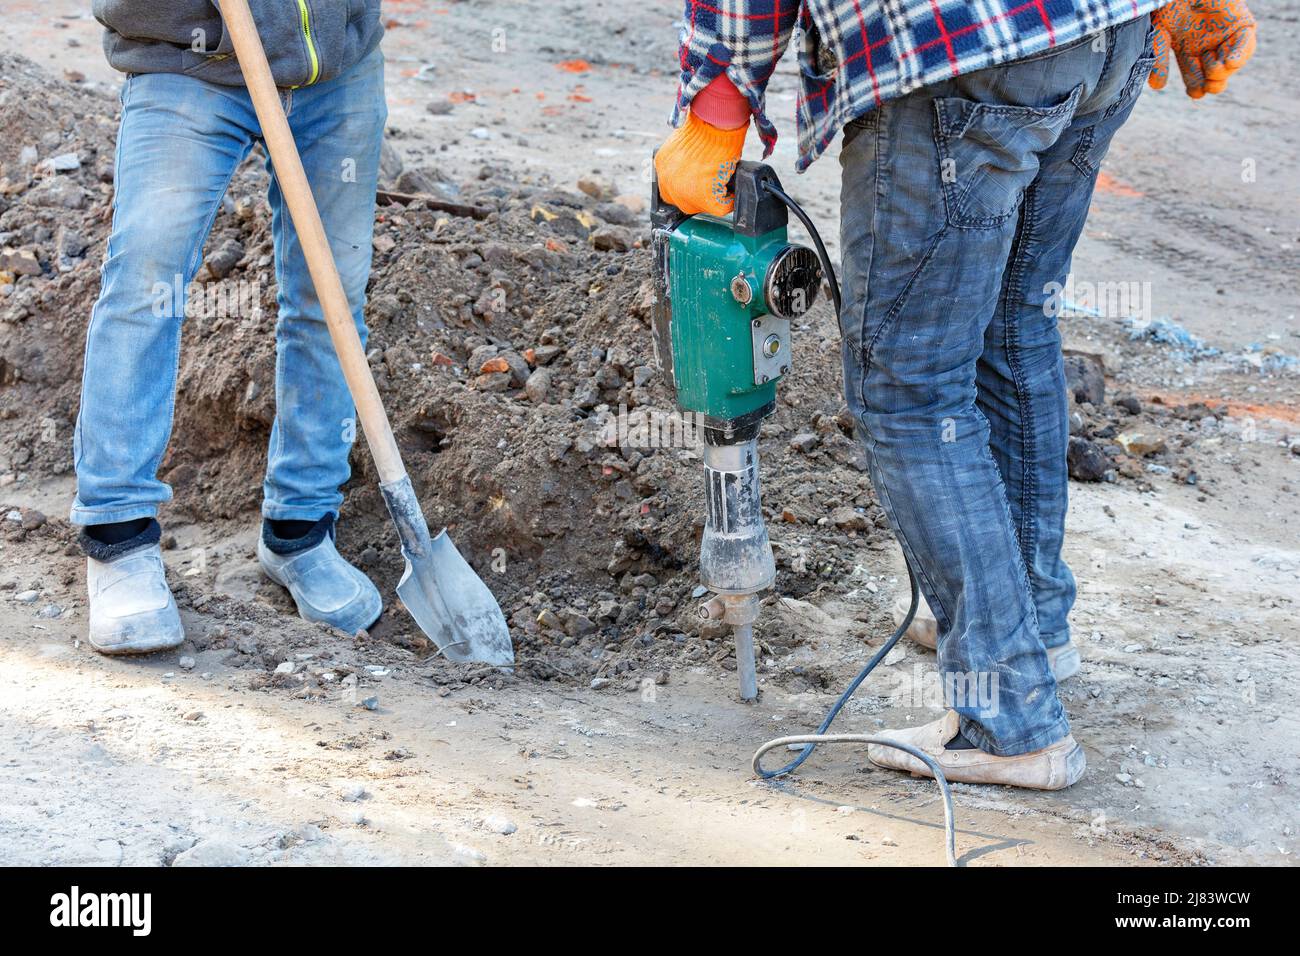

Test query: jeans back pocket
[934,83,1083,229]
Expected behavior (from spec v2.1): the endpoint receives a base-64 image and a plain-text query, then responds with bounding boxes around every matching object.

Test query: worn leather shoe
[87,544,185,655]
[258,528,381,635]
[866,710,1086,790]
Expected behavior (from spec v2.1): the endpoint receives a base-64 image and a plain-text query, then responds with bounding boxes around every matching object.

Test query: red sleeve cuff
[689,73,751,130]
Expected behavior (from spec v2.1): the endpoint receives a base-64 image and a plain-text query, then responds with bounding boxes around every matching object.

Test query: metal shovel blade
[380,475,514,666]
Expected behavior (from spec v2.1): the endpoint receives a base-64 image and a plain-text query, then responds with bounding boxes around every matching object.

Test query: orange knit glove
[654,111,748,216]
[1149,0,1257,98]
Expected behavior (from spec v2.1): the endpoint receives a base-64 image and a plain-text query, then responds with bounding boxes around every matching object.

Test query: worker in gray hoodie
[74,2,387,654]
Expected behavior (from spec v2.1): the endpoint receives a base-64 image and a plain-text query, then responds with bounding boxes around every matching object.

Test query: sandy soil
[0,1,1297,867]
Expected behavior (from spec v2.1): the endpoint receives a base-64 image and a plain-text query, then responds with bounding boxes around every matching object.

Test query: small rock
[14,590,39,603]
[27,177,87,209]
[532,344,564,366]
[1067,436,1111,482]
[1116,432,1166,458]
[481,814,518,835]
[37,604,62,619]
[590,677,612,690]
[494,350,528,388]
[1113,395,1141,415]
[451,843,487,863]
[473,371,511,392]
[577,175,617,200]
[595,201,638,226]
[830,506,868,531]
[274,661,296,675]
[612,193,647,214]
[590,226,632,252]
[359,696,380,711]
[178,655,196,671]
[279,823,322,849]
[0,247,41,276]
[341,784,368,802]
[573,378,600,408]
[565,612,597,636]
[203,238,244,280]
[469,343,501,367]
[172,839,252,867]
[1063,352,1106,406]
[44,152,81,172]
[789,432,820,453]
[59,231,89,260]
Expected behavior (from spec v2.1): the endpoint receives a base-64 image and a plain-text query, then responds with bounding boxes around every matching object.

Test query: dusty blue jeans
[840,16,1154,755]
[71,48,386,526]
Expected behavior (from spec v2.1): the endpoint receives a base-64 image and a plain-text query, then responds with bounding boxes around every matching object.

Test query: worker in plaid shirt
[656,1,1256,790]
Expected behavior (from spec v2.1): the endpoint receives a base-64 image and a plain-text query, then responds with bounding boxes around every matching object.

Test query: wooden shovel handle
[219,0,406,484]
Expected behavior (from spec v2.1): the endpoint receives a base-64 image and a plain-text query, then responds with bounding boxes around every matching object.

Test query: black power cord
[750,181,958,867]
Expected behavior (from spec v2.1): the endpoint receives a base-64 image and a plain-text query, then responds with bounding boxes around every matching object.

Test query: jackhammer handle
[219,0,407,485]
[649,149,689,228]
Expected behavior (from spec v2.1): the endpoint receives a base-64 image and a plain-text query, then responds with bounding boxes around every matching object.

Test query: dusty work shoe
[892,591,939,649]
[81,520,185,655]
[258,516,382,635]
[1046,642,1081,681]
[891,592,1081,680]
[866,711,1086,790]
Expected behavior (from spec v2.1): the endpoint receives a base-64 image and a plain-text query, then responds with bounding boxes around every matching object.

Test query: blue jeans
[839,17,1154,755]
[71,48,387,526]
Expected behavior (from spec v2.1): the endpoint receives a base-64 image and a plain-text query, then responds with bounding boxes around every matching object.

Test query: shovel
[220,0,513,666]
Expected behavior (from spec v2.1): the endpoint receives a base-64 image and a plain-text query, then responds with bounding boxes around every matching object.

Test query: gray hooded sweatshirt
[92,0,384,89]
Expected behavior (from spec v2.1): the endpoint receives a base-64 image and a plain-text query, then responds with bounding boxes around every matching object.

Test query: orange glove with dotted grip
[654,111,748,217]
[1148,0,1257,98]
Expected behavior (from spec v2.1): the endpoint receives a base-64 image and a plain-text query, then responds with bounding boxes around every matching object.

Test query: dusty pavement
[1,2,1297,867]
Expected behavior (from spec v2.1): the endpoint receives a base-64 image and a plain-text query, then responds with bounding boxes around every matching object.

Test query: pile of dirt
[0,54,1236,694]
[0,54,900,686]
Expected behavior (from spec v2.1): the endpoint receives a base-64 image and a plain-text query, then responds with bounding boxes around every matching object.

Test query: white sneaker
[86,544,185,655]
[891,592,1081,680]
[258,531,381,635]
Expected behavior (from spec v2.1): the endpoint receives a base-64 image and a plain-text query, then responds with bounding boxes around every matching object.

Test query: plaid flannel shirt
[674,0,1160,170]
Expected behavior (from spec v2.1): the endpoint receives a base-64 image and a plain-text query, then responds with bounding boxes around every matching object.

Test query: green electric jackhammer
[650,162,821,702]
[651,162,959,864]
